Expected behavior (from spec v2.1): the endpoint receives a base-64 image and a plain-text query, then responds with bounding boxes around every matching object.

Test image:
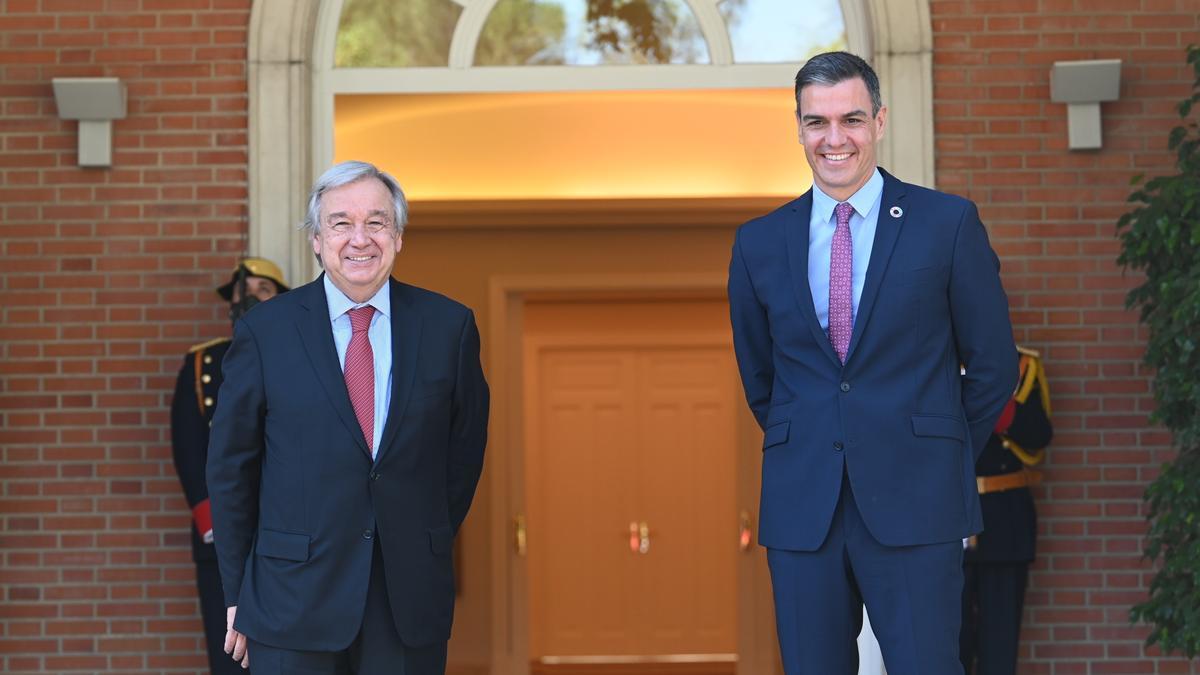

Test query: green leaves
[1121,44,1200,660]
[1131,454,1200,658]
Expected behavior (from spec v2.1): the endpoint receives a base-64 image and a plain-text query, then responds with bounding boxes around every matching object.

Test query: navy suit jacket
[206,276,489,650]
[728,169,1017,551]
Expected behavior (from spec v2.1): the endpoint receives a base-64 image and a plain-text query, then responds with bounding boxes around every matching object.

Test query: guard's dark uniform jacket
[171,337,243,675]
[960,347,1052,675]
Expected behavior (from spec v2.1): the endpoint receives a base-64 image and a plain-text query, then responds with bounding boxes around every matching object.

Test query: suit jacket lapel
[785,191,843,367]
[375,280,422,463]
[295,275,371,457]
[845,169,908,364]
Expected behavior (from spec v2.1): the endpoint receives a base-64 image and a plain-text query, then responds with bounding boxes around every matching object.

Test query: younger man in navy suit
[728,52,1017,675]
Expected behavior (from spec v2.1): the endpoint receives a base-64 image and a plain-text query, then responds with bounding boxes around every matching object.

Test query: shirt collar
[323,273,391,323]
[811,168,884,224]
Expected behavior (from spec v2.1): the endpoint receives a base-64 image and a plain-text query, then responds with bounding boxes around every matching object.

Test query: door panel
[637,351,737,655]
[530,352,639,656]
[525,299,738,664]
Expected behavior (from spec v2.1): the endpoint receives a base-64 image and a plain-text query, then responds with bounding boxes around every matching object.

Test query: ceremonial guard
[960,346,1053,675]
[170,258,288,674]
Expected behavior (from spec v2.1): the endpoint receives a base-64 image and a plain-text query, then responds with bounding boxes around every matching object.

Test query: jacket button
[833,441,844,451]
[839,382,851,393]
[201,374,212,384]
[362,529,373,540]
[370,471,380,481]
[203,396,214,407]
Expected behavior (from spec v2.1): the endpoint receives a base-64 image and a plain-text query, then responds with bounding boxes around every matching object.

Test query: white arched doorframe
[248,0,930,287]
[247,6,930,668]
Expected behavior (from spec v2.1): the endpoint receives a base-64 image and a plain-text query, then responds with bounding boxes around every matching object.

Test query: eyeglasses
[324,220,393,238]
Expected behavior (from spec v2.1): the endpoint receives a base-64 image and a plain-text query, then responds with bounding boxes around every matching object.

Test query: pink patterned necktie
[829,202,854,363]
[344,306,375,452]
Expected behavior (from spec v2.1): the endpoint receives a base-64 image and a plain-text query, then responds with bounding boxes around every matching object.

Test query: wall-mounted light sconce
[51,77,127,168]
[1050,59,1122,150]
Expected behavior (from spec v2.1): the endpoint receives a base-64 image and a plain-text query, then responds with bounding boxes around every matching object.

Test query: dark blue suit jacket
[728,169,1017,551]
[206,276,488,650]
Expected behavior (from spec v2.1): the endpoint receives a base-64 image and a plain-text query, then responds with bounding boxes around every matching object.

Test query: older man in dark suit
[207,160,489,675]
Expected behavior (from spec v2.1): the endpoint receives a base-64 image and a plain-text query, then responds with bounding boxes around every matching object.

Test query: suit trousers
[767,471,965,675]
[246,539,448,675]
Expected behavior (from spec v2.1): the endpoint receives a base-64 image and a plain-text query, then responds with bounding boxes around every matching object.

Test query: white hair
[302,160,408,240]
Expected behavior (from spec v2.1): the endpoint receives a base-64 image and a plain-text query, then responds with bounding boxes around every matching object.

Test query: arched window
[331,0,848,70]
[313,0,863,109]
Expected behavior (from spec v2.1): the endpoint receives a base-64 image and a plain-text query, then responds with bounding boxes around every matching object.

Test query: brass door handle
[739,510,753,551]
[629,521,650,554]
[514,515,527,556]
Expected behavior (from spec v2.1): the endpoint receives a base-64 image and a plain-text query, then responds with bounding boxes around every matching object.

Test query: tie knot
[835,202,854,227]
[348,306,375,333]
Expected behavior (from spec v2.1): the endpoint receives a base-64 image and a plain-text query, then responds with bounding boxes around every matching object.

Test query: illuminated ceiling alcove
[335,89,811,200]
[321,0,851,201]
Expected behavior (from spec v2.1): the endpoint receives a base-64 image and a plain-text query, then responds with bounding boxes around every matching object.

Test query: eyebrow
[800,109,870,122]
[325,209,390,221]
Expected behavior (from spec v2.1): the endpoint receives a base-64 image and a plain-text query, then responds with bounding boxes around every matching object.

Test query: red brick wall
[0,0,252,672]
[932,0,1200,672]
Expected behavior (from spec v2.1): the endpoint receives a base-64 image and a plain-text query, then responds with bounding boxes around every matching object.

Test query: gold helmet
[216,257,290,301]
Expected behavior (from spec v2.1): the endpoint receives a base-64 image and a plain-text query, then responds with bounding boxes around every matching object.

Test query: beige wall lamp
[52,77,126,167]
[1050,59,1122,150]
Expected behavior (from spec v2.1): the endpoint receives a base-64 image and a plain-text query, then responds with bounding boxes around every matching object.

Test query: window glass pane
[721,0,846,63]
[475,0,710,66]
[335,0,462,68]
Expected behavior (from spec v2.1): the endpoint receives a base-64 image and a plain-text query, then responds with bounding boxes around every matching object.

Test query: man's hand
[224,605,249,669]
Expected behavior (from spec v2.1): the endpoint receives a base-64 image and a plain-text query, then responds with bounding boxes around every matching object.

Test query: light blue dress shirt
[323,274,393,459]
[808,169,885,332]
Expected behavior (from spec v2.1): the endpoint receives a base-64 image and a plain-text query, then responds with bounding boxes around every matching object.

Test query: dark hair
[794,51,882,116]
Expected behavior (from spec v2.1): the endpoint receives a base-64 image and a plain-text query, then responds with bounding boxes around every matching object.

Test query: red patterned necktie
[344,306,376,453]
[829,202,854,363]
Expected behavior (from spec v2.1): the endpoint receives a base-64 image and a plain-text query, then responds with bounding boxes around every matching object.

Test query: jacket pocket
[429,525,454,555]
[415,375,453,401]
[893,265,948,287]
[256,528,310,562]
[762,420,790,450]
[911,414,966,441]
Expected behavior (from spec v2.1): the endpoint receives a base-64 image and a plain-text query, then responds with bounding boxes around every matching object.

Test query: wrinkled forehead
[320,177,395,220]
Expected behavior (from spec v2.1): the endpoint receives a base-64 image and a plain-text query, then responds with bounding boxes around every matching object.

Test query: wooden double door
[522,298,741,671]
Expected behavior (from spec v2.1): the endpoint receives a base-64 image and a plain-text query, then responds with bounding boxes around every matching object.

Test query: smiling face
[311,177,403,303]
[796,76,887,202]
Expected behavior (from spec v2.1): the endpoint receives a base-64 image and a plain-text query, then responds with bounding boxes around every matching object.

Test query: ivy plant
[1122,44,1200,659]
